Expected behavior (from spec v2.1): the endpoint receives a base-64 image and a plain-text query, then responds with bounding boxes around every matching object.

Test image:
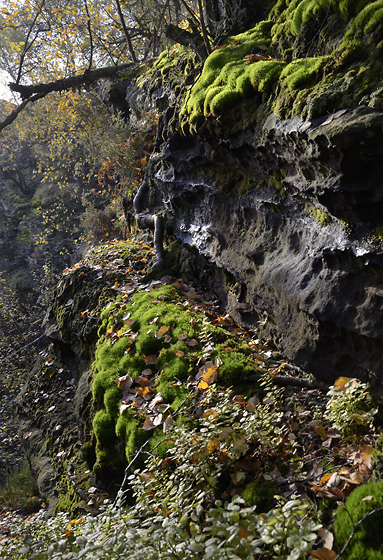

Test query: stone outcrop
[146,106,383,388]
[127,0,383,390]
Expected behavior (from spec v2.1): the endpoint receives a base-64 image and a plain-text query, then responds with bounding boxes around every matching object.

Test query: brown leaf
[174,350,185,358]
[143,416,156,430]
[187,338,198,347]
[144,354,158,365]
[215,315,233,327]
[309,548,336,560]
[155,325,170,339]
[116,374,133,390]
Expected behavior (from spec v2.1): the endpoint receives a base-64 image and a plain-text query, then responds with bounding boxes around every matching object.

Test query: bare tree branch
[9,63,134,100]
[165,22,207,60]
[84,0,94,71]
[15,0,47,85]
[198,0,212,55]
[115,0,138,63]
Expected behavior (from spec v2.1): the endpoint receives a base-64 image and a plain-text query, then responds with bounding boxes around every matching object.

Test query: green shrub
[324,378,378,438]
[334,481,383,559]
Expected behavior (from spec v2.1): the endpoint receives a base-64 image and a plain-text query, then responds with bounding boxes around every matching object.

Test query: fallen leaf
[232,470,246,485]
[215,315,233,327]
[309,548,336,560]
[144,354,158,365]
[143,416,156,430]
[198,380,209,390]
[360,495,374,503]
[174,350,185,358]
[203,409,219,421]
[116,374,133,390]
[155,325,170,339]
[201,366,218,384]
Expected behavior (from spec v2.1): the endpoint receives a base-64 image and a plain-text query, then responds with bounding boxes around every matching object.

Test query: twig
[334,506,383,559]
[6,333,45,359]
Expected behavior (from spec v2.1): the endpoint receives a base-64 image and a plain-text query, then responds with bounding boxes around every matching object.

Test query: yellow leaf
[198,380,209,390]
[201,366,218,384]
[333,377,355,391]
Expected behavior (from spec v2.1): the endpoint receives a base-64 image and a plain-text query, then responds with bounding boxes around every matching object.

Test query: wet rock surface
[147,105,383,388]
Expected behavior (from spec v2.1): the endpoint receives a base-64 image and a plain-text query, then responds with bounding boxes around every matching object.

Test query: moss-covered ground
[91,273,267,484]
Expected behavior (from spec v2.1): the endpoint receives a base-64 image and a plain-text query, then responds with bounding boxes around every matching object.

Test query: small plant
[324,377,378,438]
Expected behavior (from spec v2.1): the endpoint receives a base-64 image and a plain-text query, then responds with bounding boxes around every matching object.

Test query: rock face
[126,0,383,389]
[145,105,383,387]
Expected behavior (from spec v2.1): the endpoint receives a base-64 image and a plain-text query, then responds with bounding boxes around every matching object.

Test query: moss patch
[179,0,383,134]
[334,481,383,559]
[91,280,264,484]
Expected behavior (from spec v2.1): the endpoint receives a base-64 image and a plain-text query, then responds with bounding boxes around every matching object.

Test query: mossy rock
[334,481,383,559]
[91,281,262,485]
[178,0,383,134]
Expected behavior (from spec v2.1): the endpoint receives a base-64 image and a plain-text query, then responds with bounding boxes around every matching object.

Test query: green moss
[181,20,278,132]
[279,56,330,90]
[291,0,331,35]
[178,0,383,132]
[91,278,266,482]
[334,481,383,559]
[304,205,331,226]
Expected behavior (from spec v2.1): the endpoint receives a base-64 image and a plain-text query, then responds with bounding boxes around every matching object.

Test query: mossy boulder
[334,481,383,559]
[91,280,262,486]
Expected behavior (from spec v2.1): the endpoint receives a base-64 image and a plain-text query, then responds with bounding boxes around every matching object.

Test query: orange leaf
[174,350,185,358]
[202,410,219,421]
[198,380,209,390]
[309,548,336,560]
[334,377,354,391]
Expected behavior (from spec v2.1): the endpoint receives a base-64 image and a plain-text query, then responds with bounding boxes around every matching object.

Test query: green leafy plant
[324,377,378,438]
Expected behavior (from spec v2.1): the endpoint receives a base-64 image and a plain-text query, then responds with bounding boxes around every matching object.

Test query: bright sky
[0,70,14,101]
